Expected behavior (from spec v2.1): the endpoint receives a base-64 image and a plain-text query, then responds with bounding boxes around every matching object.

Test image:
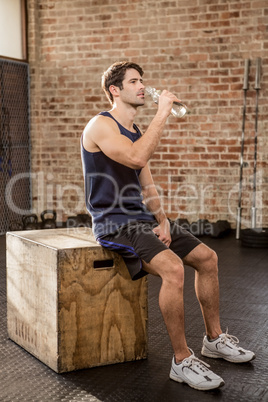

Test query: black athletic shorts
[98,220,202,281]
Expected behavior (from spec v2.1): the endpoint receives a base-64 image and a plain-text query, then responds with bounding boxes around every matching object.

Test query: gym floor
[0,232,267,402]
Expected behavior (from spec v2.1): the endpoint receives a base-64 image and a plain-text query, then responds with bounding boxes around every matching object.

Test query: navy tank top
[81,111,155,239]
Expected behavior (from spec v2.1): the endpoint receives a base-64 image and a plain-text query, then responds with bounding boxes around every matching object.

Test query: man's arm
[82,90,179,170]
[140,164,171,247]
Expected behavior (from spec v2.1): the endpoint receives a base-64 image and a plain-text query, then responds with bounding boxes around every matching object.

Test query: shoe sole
[201,348,256,363]
[169,373,225,391]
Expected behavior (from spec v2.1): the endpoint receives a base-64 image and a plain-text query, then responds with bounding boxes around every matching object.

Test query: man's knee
[201,246,218,274]
[206,247,218,265]
[143,250,184,285]
[163,259,185,287]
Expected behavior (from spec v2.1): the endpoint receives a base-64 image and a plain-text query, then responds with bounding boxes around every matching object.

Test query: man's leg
[142,248,191,363]
[182,243,256,364]
[182,243,222,339]
[104,223,225,390]
[142,241,223,362]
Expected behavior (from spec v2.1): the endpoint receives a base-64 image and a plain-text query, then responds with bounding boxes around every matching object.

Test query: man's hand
[158,89,181,117]
[153,218,171,247]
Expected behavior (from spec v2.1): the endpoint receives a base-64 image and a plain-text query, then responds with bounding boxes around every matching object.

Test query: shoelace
[184,355,211,373]
[220,329,239,346]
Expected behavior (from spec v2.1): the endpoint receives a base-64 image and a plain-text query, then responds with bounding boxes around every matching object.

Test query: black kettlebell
[77,213,92,227]
[66,215,81,228]
[66,214,92,228]
[41,210,57,229]
[10,220,23,231]
[22,214,39,230]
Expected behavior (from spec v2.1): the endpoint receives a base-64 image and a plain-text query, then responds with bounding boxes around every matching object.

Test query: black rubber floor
[0,232,267,401]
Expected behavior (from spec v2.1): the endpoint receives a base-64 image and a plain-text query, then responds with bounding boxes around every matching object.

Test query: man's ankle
[207,333,221,341]
[175,350,192,364]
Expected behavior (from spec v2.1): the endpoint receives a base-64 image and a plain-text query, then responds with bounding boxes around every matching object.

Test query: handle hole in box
[93,259,114,269]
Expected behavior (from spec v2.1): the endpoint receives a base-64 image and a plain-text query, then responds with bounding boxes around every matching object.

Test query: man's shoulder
[84,112,117,134]
[82,112,120,152]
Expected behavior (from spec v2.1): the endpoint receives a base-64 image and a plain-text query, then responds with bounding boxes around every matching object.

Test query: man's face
[118,68,145,107]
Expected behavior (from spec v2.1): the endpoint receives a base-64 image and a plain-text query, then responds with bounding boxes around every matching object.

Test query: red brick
[27,0,268,228]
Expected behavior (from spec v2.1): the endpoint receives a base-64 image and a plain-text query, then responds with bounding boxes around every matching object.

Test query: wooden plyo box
[6,228,148,373]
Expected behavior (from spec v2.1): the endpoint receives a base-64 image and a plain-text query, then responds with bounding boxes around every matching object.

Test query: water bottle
[145,86,187,118]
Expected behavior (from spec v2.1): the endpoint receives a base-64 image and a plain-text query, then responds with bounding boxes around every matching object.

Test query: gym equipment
[236,59,250,240]
[41,210,57,229]
[22,214,39,230]
[66,216,77,228]
[189,219,211,237]
[177,218,231,238]
[77,213,92,227]
[251,57,261,228]
[6,228,148,373]
[241,228,268,248]
[9,221,23,231]
[66,213,92,228]
[210,220,231,238]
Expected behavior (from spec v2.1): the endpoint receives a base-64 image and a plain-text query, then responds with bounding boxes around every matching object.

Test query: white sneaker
[169,349,225,391]
[201,331,256,363]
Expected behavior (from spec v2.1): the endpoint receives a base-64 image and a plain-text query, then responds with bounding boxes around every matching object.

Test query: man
[81,61,255,391]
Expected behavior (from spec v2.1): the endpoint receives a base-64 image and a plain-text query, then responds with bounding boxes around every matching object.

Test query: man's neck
[109,104,138,132]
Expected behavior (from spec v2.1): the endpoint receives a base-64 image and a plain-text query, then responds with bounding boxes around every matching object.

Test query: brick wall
[27,0,268,229]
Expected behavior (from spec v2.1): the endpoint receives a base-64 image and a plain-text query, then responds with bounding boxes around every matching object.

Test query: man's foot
[169,349,225,391]
[201,331,256,363]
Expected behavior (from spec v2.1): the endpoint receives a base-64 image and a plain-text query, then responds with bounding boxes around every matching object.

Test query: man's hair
[101,61,144,105]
